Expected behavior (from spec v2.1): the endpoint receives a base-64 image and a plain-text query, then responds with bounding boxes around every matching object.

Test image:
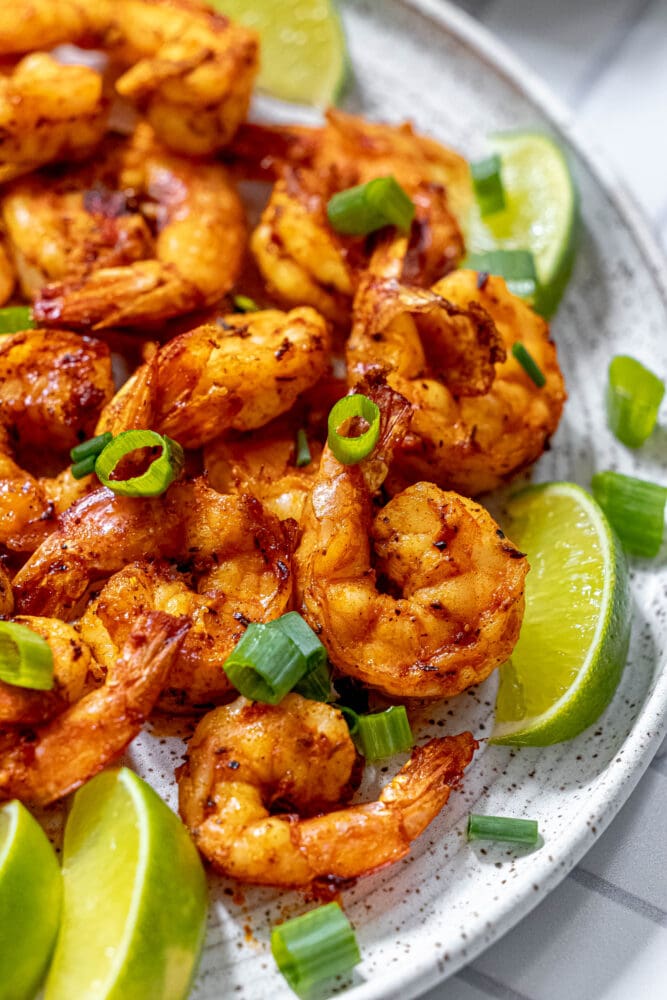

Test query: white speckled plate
[124,2,667,998]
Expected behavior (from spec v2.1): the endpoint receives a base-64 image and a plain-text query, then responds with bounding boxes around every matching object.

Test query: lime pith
[492,482,631,746]
[45,767,208,1000]
[0,800,62,1000]
[216,0,349,107]
[465,131,579,317]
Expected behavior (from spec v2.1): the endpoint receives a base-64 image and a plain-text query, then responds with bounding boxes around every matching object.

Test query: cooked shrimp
[13,477,294,633]
[0,611,188,806]
[0,53,107,184]
[0,328,114,551]
[0,617,101,727]
[294,378,527,699]
[370,271,566,495]
[0,0,258,156]
[177,693,477,890]
[0,239,15,305]
[154,307,331,447]
[3,123,246,329]
[0,562,12,616]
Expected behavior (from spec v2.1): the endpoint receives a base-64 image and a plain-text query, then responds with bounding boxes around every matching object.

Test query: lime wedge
[45,768,207,1000]
[492,482,631,746]
[216,0,348,106]
[466,131,579,317]
[0,800,61,1000]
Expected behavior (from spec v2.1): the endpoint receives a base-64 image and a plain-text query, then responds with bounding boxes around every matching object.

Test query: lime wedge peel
[217,0,349,107]
[0,800,62,1000]
[492,482,632,746]
[465,130,579,317]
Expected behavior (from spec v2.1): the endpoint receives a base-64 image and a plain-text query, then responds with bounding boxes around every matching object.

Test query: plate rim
[334,2,667,998]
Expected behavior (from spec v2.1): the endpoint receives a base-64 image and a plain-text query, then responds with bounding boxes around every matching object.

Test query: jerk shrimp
[0,328,114,552]
[178,693,477,890]
[13,480,295,708]
[0,53,107,184]
[295,377,527,699]
[2,123,245,330]
[0,0,258,155]
[0,611,188,806]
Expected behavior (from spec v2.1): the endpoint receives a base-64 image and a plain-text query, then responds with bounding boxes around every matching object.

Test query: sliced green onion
[294,657,331,702]
[70,455,98,480]
[327,176,415,236]
[470,154,506,216]
[94,430,184,498]
[591,470,667,557]
[295,428,312,468]
[70,432,113,465]
[467,813,539,845]
[607,355,664,448]
[465,249,539,304]
[327,394,380,465]
[271,902,361,995]
[232,294,259,313]
[0,622,54,691]
[340,705,413,760]
[222,621,309,705]
[272,612,327,677]
[511,342,546,388]
[0,306,34,334]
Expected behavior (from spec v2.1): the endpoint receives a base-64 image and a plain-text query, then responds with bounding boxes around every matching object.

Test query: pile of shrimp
[0,0,567,899]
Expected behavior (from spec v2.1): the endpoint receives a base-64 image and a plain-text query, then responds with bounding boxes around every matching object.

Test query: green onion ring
[327,394,380,465]
[94,430,184,498]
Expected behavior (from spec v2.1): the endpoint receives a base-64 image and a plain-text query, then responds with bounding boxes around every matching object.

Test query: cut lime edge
[491,483,631,744]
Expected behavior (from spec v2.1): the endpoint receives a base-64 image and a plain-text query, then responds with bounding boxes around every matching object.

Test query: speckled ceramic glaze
[122,2,667,997]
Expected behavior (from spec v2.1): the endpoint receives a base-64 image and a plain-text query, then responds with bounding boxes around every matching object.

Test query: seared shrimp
[3,123,245,329]
[178,693,477,890]
[0,617,101,727]
[0,612,188,806]
[0,53,107,183]
[0,0,258,155]
[0,328,114,551]
[295,378,527,699]
[402,272,566,494]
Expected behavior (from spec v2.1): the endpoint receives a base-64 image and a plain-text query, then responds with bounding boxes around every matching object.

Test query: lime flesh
[217,0,348,106]
[492,482,631,746]
[466,131,579,317]
[0,800,61,1000]
[45,768,208,1000]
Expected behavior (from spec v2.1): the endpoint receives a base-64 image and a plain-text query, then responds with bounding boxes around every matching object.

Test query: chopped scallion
[467,813,539,845]
[470,153,506,216]
[70,432,113,465]
[222,621,309,705]
[591,470,667,557]
[295,428,312,467]
[233,294,259,313]
[0,622,54,691]
[606,355,664,448]
[272,612,327,677]
[70,455,98,480]
[94,430,184,497]
[0,306,34,334]
[341,705,413,760]
[294,657,332,702]
[271,903,361,995]
[327,394,380,465]
[511,342,546,388]
[327,176,415,236]
[465,249,539,304]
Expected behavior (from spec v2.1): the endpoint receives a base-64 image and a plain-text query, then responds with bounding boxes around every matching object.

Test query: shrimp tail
[381,732,477,840]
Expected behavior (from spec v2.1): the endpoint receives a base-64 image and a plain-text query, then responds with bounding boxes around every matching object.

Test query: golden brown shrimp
[177,693,477,890]
[0,562,12,617]
[3,123,245,329]
[0,617,101,727]
[388,271,565,495]
[0,611,188,806]
[0,328,114,552]
[0,0,258,156]
[294,377,527,699]
[0,239,15,305]
[0,53,107,184]
[153,307,331,447]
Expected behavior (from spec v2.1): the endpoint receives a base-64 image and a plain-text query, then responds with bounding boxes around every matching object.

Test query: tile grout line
[457,966,535,1000]
[569,867,667,927]
[570,0,659,108]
